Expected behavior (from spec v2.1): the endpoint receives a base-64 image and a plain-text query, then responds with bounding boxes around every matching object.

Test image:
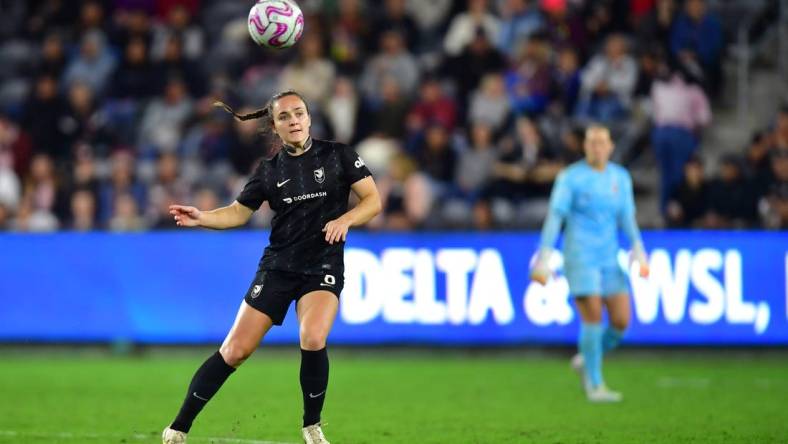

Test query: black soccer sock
[171,351,236,433]
[300,347,329,427]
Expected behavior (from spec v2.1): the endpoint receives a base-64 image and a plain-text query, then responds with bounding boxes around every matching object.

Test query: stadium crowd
[0,0,785,231]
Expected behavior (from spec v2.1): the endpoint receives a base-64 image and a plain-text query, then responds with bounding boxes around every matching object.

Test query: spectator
[406,0,453,44]
[23,74,65,159]
[35,33,67,78]
[65,145,100,204]
[745,131,774,196]
[328,0,370,75]
[110,37,158,99]
[25,0,77,40]
[773,107,788,151]
[407,77,458,137]
[441,26,507,115]
[98,150,147,225]
[325,77,360,144]
[666,155,708,227]
[469,73,511,135]
[443,0,501,56]
[576,34,638,123]
[447,123,498,228]
[705,155,758,228]
[109,192,145,231]
[178,109,229,182]
[375,152,432,230]
[542,0,588,57]
[355,135,400,178]
[633,47,662,99]
[417,123,457,196]
[11,196,59,232]
[77,1,107,38]
[498,0,544,58]
[360,30,420,101]
[154,35,205,96]
[0,134,22,212]
[583,0,619,43]
[69,188,97,231]
[193,186,220,213]
[670,0,723,96]
[370,0,421,53]
[651,66,711,213]
[21,153,63,225]
[112,8,154,49]
[456,123,497,200]
[358,76,411,140]
[138,77,194,155]
[278,33,336,107]
[637,0,677,55]
[62,30,116,96]
[488,116,562,199]
[146,152,189,229]
[551,46,581,115]
[59,81,112,158]
[630,0,658,24]
[151,4,204,61]
[760,150,788,229]
[505,37,552,116]
[0,114,32,180]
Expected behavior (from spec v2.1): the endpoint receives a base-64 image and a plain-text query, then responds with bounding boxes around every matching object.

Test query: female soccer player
[530,125,649,402]
[162,90,381,444]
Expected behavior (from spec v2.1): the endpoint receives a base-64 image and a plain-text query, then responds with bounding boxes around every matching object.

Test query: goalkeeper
[531,125,649,403]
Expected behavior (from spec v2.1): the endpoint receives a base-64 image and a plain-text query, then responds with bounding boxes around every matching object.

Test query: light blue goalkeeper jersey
[539,161,642,268]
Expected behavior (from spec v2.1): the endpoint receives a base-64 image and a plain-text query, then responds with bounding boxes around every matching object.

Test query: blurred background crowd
[0,0,786,232]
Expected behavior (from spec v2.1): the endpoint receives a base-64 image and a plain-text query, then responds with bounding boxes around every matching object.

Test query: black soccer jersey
[236,138,372,275]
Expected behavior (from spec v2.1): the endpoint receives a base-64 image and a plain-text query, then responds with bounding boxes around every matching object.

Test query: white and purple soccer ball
[248,0,305,49]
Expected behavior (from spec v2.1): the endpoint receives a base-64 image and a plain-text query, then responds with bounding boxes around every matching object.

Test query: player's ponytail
[212,101,267,121]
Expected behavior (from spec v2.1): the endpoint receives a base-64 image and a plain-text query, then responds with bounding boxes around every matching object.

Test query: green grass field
[1,349,786,443]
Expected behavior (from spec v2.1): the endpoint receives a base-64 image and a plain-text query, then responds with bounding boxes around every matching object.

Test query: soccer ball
[248,0,304,49]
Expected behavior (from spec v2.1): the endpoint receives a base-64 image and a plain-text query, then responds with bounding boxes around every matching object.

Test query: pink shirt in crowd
[651,75,712,131]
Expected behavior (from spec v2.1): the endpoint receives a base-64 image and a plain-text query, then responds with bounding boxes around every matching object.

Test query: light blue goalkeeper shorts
[564,263,630,297]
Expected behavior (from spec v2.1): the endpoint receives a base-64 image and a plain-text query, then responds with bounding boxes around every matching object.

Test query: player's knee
[300,329,327,351]
[610,316,630,331]
[219,342,254,367]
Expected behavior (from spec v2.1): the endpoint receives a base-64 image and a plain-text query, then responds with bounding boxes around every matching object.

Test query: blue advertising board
[0,231,785,345]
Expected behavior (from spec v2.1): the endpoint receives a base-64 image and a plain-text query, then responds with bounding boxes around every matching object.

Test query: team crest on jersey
[251,284,262,298]
[313,167,325,184]
[612,183,619,194]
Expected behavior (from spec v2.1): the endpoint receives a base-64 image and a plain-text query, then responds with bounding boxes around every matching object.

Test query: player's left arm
[323,176,382,245]
[618,170,649,277]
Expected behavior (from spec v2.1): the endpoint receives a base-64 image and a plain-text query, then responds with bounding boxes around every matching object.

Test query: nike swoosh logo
[193,392,209,401]
[277,179,290,188]
[308,391,325,398]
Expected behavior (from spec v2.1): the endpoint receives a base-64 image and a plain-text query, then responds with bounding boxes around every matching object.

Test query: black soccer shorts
[243,269,344,325]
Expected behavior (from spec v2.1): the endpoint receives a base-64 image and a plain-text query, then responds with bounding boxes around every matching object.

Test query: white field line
[0,430,296,444]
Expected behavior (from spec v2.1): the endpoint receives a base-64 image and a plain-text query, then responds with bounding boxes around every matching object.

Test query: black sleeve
[236,162,268,210]
[339,144,372,185]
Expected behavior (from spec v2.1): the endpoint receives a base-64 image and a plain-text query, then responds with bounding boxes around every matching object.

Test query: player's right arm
[169,200,254,229]
[531,169,573,285]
